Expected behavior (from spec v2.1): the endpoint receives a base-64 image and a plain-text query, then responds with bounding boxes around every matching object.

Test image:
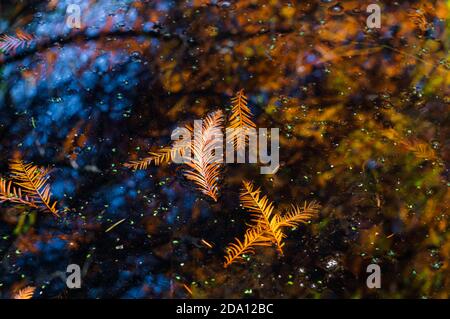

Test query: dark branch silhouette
[0,28,182,65]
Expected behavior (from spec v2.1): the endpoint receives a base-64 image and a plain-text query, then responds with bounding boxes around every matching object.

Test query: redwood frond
[183,110,224,202]
[225,181,320,268]
[224,227,271,268]
[383,129,438,161]
[0,30,33,54]
[276,201,321,229]
[240,180,284,253]
[124,147,173,170]
[9,160,59,216]
[399,139,437,160]
[229,89,256,129]
[0,178,38,209]
[408,9,428,31]
[14,286,35,299]
[227,89,256,150]
[125,125,193,170]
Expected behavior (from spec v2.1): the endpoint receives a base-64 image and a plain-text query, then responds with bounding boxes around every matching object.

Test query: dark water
[0,0,448,299]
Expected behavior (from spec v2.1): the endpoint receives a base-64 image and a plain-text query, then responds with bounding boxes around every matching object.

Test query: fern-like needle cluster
[0,30,33,54]
[0,160,58,215]
[13,286,35,299]
[125,90,256,202]
[224,180,320,268]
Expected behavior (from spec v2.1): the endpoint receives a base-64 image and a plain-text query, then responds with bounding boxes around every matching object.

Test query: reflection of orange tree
[0,27,180,65]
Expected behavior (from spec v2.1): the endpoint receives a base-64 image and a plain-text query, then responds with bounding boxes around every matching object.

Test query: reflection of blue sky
[122,273,170,298]
[0,0,188,298]
[35,0,138,37]
[2,0,155,150]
